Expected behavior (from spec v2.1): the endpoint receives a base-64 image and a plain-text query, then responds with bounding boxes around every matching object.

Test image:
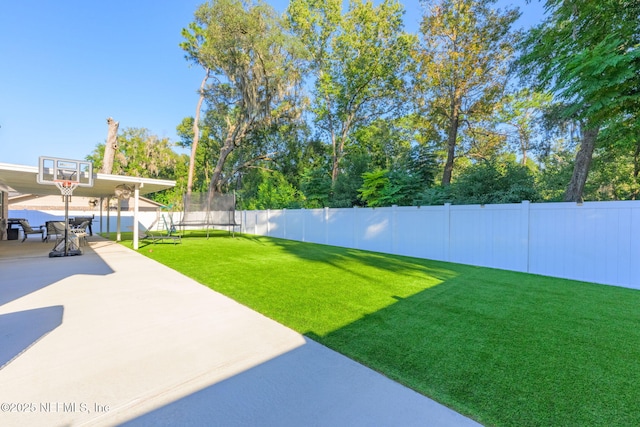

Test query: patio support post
[133,184,140,250]
[116,198,122,242]
[106,198,111,239]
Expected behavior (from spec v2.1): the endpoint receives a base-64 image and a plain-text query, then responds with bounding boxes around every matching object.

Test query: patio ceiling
[0,162,175,198]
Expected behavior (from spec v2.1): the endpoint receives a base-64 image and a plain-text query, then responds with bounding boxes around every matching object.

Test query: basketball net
[54,180,79,197]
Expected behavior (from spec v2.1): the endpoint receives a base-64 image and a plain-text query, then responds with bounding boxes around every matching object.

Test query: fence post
[267,209,271,236]
[444,203,451,262]
[392,205,398,254]
[521,200,531,273]
[283,208,287,239]
[301,208,306,242]
[254,211,258,235]
[353,206,359,249]
[324,207,329,245]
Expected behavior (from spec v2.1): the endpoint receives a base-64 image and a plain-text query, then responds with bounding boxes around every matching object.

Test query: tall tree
[414,0,520,185]
[87,128,186,204]
[186,70,210,196]
[288,0,415,186]
[88,128,180,179]
[519,0,640,201]
[181,0,305,193]
[498,88,552,165]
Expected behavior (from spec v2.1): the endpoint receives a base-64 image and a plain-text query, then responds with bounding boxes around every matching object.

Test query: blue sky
[0,1,543,167]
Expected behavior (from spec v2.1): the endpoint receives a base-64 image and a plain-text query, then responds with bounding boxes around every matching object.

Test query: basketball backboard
[37,156,94,187]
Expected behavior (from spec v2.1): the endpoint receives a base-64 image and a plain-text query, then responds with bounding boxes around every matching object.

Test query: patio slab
[0,237,481,426]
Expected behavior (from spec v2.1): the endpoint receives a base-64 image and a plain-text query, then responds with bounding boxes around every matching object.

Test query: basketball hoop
[38,157,94,258]
[54,180,79,197]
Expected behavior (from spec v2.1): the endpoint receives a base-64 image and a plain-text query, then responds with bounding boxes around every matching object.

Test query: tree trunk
[564,125,599,202]
[331,132,339,185]
[441,97,461,186]
[520,129,528,166]
[102,118,119,174]
[209,120,250,194]
[187,69,210,196]
[331,114,354,186]
[209,143,235,194]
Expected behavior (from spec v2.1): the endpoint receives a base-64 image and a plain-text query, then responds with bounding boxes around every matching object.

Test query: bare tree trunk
[187,69,210,196]
[331,132,347,186]
[520,129,528,166]
[331,133,339,185]
[327,93,340,186]
[102,118,119,174]
[442,96,461,186]
[331,113,353,186]
[564,125,599,202]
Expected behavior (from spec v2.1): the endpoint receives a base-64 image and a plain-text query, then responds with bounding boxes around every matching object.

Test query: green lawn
[119,231,640,426]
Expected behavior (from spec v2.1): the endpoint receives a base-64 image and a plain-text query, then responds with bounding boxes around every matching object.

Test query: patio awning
[0,162,175,198]
[0,162,176,250]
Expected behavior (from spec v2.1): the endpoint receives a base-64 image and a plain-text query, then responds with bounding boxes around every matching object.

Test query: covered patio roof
[0,162,175,198]
[0,162,176,250]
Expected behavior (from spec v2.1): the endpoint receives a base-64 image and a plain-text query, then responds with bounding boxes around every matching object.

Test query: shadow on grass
[257,234,460,284]
[307,274,640,426]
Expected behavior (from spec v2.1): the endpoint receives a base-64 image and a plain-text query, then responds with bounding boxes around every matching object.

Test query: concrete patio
[0,236,481,426]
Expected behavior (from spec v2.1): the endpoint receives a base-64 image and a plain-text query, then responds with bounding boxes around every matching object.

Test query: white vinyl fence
[12,200,640,289]
[238,201,640,290]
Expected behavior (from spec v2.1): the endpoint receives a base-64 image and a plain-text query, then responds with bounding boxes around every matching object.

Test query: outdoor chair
[18,219,45,242]
[45,221,66,242]
[139,219,181,245]
[70,216,94,236]
[70,220,90,246]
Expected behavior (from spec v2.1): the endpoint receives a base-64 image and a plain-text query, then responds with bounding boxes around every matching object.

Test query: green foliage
[288,0,415,184]
[239,169,304,210]
[359,165,434,207]
[498,88,553,164]
[352,119,413,170]
[407,143,438,186]
[584,144,640,201]
[300,165,332,208]
[449,158,539,204]
[537,150,575,202]
[79,0,639,208]
[87,128,177,178]
[414,185,453,206]
[182,0,306,192]
[329,153,371,207]
[520,0,640,126]
[176,116,216,193]
[358,169,389,207]
[87,128,186,205]
[518,0,640,200]
[416,157,539,205]
[414,0,520,184]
